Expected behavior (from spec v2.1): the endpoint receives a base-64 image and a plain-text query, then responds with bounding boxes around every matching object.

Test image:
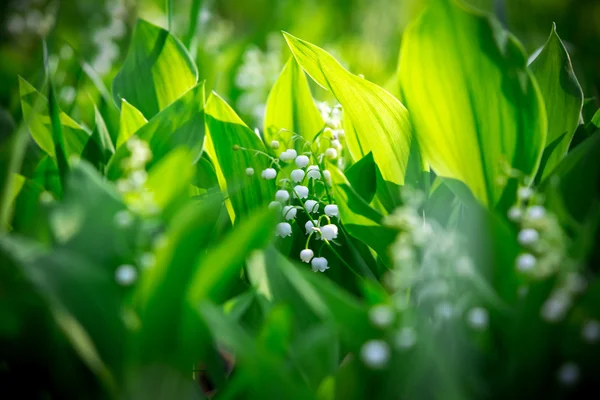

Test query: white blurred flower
[305,220,316,235]
[435,301,455,320]
[516,253,536,272]
[291,169,305,183]
[138,253,155,270]
[114,210,133,227]
[276,222,292,238]
[295,155,310,168]
[245,167,255,176]
[582,320,600,343]
[557,362,579,386]
[324,204,339,218]
[518,228,539,246]
[323,169,332,184]
[282,205,297,220]
[269,201,282,210]
[395,327,417,350]
[466,307,489,330]
[307,165,321,180]
[276,190,290,203]
[261,168,277,180]
[508,206,522,221]
[305,200,319,213]
[311,256,329,272]
[517,187,534,200]
[526,205,546,221]
[300,249,314,263]
[115,264,137,286]
[541,292,571,322]
[325,148,338,159]
[280,149,297,161]
[293,185,309,199]
[369,305,394,328]
[360,340,390,369]
[331,139,342,150]
[320,224,338,241]
[270,140,280,149]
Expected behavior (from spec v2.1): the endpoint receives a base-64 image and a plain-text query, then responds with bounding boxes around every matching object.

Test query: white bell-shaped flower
[280,149,297,161]
[311,256,329,272]
[294,185,309,199]
[507,206,522,221]
[526,205,546,221]
[325,148,338,159]
[295,155,310,168]
[276,190,290,203]
[331,139,342,150]
[300,249,314,263]
[282,205,297,220]
[518,228,539,246]
[270,140,280,149]
[516,253,536,272]
[305,200,319,213]
[517,187,533,200]
[276,222,292,238]
[291,169,305,183]
[324,204,339,218]
[115,264,137,286]
[323,169,331,184]
[320,224,338,241]
[360,340,390,369]
[305,220,316,235]
[245,167,255,176]
[261,168,277,180]
[306,165,321,180]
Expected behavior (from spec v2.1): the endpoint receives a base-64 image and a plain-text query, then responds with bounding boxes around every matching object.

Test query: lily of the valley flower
[291,169,305,182]
[305,220,316,234]
[270,140,280,149]
[307,165,321,180]
[516,253,536,272]
[305,200,319,213]
[325,148,338,159]
[245,167,255,176]
[300,249,314,263]
[311,256,329,272]
[269,201,282,210]
[294,185,309,199]
[115,264,137,286]
[295,155,310,168]
[518,228,539,246]
[324,204,339,218]
[276,222,292,237]
[282,205,297,220]
[276,190,290,202]
[280,149,297,161]
[320,224,338,240]
[261,168,277,180]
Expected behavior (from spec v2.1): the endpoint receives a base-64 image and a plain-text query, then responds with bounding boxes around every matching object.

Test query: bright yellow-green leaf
[18,77,90,158]
[399,0,546,205]
[144,147,195,212]
[530,24,584,181]
[283,32,412,185]
[205,93,275,223]
[117,100,147,148]
[264,57,324,150]
[106,82,206,180]
[112,19,198,119]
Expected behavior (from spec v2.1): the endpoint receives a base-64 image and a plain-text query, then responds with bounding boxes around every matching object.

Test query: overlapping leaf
[116,100,147,148]
[399,0,547,205]
[283,32,412,185]
[112,19,198,119]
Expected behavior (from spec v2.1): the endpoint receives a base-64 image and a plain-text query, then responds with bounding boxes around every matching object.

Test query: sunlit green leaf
[283,32,412,185]
[205,93,275,223]
[117,100,147,148]
[399,0,546,205]
[18,77,91,159]
[264,57,324,149]
[530,24,584,181]
[112,19,198,119]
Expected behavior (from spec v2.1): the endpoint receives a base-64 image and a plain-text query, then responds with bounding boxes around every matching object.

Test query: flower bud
[305,220,316,235]
[291,169,305,182]
[295,155,310,168]
[245,167,255,176]
[282,205,297,220]
[293,185,309,199]
[325,148,338,159]
[305,200,319,213]
[516,253,536,272]
[320,224,338,241]
[311,256,329,272]
[270,140,280,149]
[324,204,339,218]
[261,168,277,180]
[300,249,314,263]
[276,222,292,238]
[276,190,290,203]
[268,201,282,210]
[518,228,539,246]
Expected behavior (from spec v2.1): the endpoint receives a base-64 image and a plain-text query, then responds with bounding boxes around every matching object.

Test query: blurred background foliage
[1,0,599,136]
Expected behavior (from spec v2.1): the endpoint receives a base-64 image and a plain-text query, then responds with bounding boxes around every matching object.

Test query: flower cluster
[5,0,56,38]
[116,138,159,216]
[239,132,341,272]
[91,0,129,75]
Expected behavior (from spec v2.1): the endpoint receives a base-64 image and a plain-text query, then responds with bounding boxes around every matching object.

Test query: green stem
[166,0,173,31]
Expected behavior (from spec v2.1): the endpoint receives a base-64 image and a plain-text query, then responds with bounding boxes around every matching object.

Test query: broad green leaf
[18,77,91,159]
[330,167,396,266]
[283,32,412,185]
[107,82,206,180]
[205,93,275,223]
[264,57,324,149]
[117,100,147,148]
[530,24,584,181]
[399,0,546,205]
[47,75,70,187]
[82,106,115,170]
[112,19,198,119]
[193,153,220,192]
[187,206,278,304]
